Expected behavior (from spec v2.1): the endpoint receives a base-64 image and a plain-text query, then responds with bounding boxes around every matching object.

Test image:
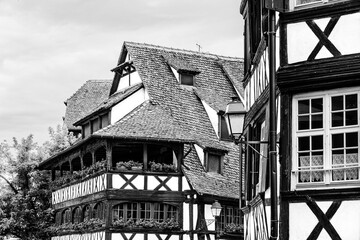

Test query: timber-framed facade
[240,0,360,239]
[39,42,245,240]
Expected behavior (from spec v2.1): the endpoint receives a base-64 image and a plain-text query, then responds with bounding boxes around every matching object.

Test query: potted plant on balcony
[163,163,177,172]
[128,160,143,171]
[149,161,163,172]
[116,161,130,170]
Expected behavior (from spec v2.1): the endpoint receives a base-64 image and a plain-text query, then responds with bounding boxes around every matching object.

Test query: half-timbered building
[240,0,360,239]
[39,42,245,240]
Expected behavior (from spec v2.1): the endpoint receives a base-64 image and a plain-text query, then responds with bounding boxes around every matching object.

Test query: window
[62,209,71,224]
[72,207,82,223]
[112,202,178,222]
[180,73,194,86]
[206,152,222,174]
[219,206,241,231]
[83,205,91,221]
[93,202,105,220]
[292,88,360,188]
[296,0,322,6]
[219,116,231,141]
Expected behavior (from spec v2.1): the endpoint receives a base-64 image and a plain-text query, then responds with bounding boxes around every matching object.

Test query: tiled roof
[94,101,195,143]
[123,42,243,197]
[124,42,242,151]
[74,83,143,125]
[162,53,200,73]
[64,80,112,131]
[182,144,240,199]
[52,42,244,199]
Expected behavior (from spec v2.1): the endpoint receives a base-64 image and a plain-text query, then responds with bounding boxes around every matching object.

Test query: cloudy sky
[0,0,244,144]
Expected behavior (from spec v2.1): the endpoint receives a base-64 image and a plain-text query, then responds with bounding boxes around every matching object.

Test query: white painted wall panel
[111,88,148,124]
[201,100,218,137]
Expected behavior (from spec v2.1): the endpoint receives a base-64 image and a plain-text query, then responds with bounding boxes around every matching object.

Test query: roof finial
[196,43,202,52]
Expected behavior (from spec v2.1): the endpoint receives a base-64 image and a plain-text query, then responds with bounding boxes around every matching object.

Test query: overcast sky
[0,0,244,144]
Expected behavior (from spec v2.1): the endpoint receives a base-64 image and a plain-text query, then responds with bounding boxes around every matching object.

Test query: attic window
[205,152,223,174]
[180,73,194,86]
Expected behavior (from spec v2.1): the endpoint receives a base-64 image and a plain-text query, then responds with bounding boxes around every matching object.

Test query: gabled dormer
[163,54,201,87]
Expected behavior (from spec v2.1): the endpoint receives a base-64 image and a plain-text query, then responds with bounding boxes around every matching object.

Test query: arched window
[83,153,93,168]
[93,202,105,219]
[95,147,106,162]
[61,209,71,224]
[112,202,178,222]
[72,207,82,223]
[72,157,82,171]
[83,205,91,221]
[55,211,62,225]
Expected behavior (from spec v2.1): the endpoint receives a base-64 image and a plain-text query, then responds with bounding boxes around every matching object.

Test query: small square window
[180,73,194,86]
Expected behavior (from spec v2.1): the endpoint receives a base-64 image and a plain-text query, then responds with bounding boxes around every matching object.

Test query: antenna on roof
[196,43,202,52]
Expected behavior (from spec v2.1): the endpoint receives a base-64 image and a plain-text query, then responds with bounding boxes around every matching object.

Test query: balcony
[51,160,182,205]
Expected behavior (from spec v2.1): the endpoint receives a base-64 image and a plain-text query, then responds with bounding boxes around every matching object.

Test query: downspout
[268,8,278,240]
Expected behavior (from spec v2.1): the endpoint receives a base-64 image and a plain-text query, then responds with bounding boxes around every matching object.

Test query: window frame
[112,202,179,222]
[291,0,350,10]
[205,151,223,174]
[291,87,360,190]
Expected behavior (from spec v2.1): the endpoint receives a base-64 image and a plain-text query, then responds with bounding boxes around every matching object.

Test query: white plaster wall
[287,12,360,64]
[110,88,149,124]
[194,144,204,166]
[183,202,190,230]
[204,204,216,231]
[117,71,142,92]
[289,200,360,240]
[201,100,219,138]
[182,177,192,191]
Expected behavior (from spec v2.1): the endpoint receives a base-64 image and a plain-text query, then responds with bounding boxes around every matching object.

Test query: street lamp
[224,97,247,142]
[211,200,222,240]
[224,97,247,210]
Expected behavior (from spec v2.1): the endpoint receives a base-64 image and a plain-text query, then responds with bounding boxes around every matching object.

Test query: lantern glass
[211,200,222,217]
[224,97,246,140]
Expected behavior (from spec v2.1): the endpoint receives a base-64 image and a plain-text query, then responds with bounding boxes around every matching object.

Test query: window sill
[292,181,360,191]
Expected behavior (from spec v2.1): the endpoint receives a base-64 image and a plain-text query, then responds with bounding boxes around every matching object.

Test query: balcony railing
[52,170,182,205]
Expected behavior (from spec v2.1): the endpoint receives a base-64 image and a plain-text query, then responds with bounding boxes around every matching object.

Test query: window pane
[332,133,344,148]
[298,100,309,114]
[332,112,344,127]
[312,114,323,129]
[311,98,323,113]
[312,135,323,150]
[346,94,357,109]
[346,110,358,126]
[332,96,343,111]
[298,116,309,130]
[296,0,321,5]
[180,74,194,86]
[299,137,310,151]
[208,154,221,173]
[346,132,358,147]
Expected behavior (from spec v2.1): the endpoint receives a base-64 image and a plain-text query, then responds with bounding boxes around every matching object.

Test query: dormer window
[163,54,200,86]
[205,151,223,174]
[179,72,194,86]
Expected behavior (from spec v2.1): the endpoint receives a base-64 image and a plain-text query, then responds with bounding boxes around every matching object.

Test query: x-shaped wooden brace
[306,17,341,61]
[155,234,171,240]
[120,233,136,240]
[305,196,342,240]
[153,176,172,191]
[119,174,138,190]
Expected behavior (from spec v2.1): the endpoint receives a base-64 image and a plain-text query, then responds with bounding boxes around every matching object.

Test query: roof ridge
[124,41,243,61]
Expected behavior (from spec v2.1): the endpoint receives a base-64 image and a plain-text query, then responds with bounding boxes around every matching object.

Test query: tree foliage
[0,125,79,239]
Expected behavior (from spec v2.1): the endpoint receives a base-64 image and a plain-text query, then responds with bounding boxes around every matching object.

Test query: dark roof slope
[94,101,195,143]
[64,80,112,131]
[124,42,242,150]
[74,83,143,125]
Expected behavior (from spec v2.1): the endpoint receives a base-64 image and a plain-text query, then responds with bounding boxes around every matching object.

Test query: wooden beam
[305,196,341,240]
[307,201,342,240]
[307,17,340,61]
[306,20,341,57]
